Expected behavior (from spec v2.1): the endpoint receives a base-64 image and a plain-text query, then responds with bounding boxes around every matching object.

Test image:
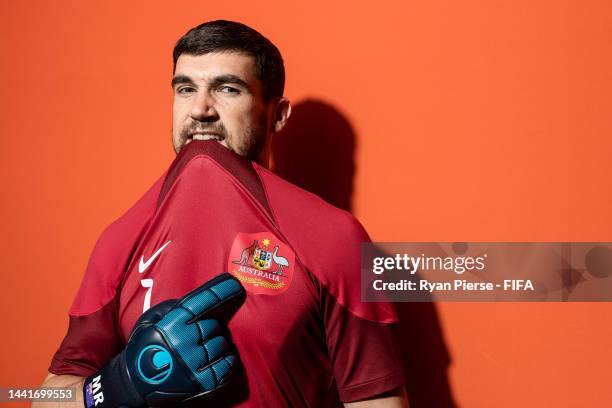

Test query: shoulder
[69,174,165,316]
[255,164,369,246]
[255,166,397,323]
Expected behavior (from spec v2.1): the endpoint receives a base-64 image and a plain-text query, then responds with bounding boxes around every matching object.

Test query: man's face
[172,52,272,159]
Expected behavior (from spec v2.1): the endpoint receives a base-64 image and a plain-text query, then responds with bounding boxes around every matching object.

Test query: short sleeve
[321,215,405,402]
[49,175,165,376]
[49,294,123,376]
[49,220,135,376]
[49,224,127,376]
[322,281,405,403]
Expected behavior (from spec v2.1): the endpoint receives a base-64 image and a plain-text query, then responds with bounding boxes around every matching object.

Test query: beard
[175,114,269,161]
[234,114,269,161]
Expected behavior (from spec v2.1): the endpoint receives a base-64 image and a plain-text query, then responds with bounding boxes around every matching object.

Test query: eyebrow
[171,74,250,91]
[171,75,195,88]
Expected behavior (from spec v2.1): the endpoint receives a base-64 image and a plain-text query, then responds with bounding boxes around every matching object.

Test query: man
[37,20,407,407]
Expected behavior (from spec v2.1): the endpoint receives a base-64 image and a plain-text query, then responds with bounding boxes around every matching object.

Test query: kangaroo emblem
[233,240,257,266]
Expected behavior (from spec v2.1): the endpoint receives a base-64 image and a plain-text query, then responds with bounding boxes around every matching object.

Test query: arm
[344,387,409,408]
[31,373,84,408]
[42,274,244,408]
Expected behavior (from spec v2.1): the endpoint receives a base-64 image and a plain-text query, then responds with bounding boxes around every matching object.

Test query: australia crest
[228,232,295,295]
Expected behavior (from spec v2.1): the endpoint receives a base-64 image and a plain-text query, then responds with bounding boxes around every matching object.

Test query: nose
[189,90,219,121]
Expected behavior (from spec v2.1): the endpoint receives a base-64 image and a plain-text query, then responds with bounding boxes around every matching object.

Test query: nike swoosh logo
[139,240,172,273]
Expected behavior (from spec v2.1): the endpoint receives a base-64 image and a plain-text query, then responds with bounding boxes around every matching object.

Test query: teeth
[192,134,222,141]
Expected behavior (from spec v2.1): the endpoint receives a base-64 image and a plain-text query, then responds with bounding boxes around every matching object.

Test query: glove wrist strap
[83,353,145,408]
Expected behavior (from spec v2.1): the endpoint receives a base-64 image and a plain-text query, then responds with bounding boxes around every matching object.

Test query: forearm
[31,373,84,408]
[344,387,409,408]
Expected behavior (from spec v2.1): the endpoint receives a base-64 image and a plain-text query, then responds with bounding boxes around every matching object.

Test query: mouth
[184,133,226,147]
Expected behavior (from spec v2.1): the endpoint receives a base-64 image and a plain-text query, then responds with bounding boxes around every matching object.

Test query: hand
[82,273,246,407]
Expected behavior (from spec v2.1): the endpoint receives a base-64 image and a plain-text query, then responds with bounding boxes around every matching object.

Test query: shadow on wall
[272,99,458,408]
[272,99,355,212]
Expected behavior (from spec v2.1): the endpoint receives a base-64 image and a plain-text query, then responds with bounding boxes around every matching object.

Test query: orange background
[1,1,611,407]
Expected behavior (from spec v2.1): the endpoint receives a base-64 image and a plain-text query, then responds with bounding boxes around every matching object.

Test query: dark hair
[173,20,285,102]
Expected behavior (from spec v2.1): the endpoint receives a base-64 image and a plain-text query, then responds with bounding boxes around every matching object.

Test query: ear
[272,97,292,133]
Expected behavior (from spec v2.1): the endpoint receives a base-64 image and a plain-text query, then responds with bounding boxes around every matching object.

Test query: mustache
[180,121,227,139]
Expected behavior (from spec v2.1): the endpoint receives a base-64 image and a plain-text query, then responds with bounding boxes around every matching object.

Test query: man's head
[171,20,291,163]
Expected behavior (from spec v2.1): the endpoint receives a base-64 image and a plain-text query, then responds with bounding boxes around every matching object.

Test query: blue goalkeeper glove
[82,273,245,407]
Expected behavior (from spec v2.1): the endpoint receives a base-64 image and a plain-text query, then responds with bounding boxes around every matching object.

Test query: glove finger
[195,355,238,392]
[201,336,229,366]
[176,273,245,321]
[152,334,229,388]
[196,319,221,341]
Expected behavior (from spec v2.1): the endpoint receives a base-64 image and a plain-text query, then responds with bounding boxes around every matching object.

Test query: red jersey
[50,141,404,406]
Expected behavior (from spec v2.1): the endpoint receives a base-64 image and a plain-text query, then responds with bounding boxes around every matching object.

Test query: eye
[176,86,196,95]
[218,86,241,94]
